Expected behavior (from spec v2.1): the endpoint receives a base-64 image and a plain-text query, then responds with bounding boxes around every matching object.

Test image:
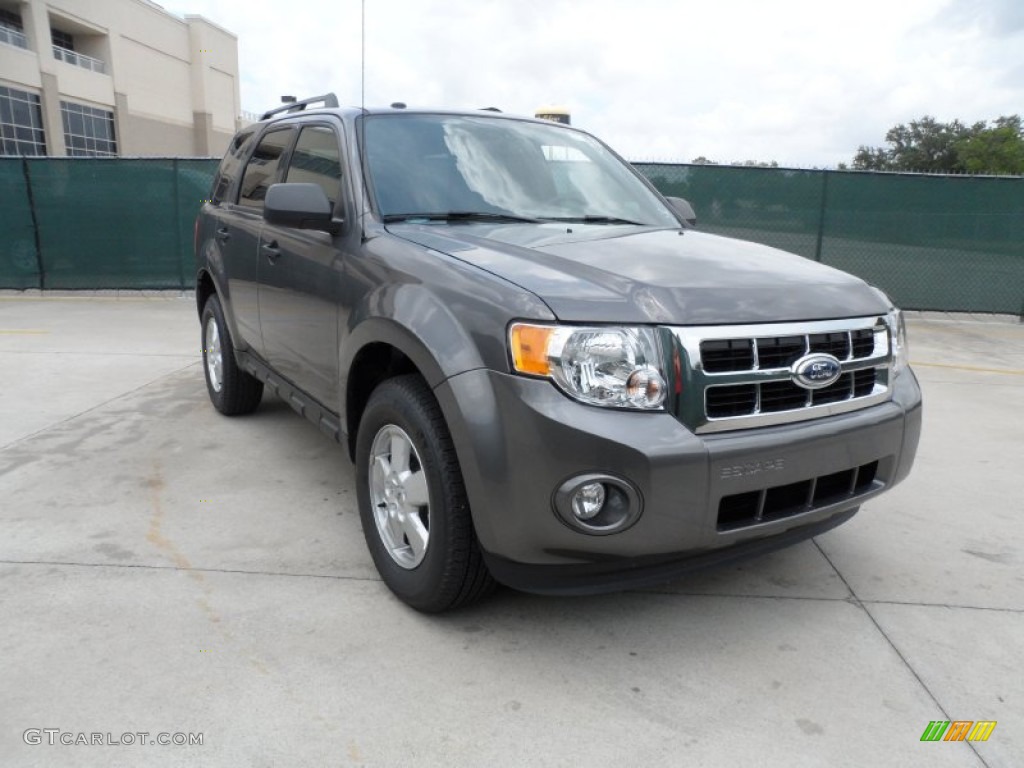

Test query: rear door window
[210,128,255,204]
[238,127,296,209]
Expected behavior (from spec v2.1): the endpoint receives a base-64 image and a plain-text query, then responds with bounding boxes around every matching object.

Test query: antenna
[360,0,365,109]
[357,0,369,240]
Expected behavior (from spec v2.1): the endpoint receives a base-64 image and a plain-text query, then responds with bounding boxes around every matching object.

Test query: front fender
[339,282,493,437]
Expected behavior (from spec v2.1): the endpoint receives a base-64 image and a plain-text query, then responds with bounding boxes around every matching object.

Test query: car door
[257,121,346,411]
[203,127,259,348]
[223,125,297,350]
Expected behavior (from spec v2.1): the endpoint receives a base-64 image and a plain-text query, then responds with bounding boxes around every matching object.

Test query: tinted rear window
[211,129,256,204]
[238,128,295,209]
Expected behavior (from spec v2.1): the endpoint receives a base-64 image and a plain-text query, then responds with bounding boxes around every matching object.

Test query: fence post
[173,158,184,290]
[813,169,829,263]
[21,157,45,289]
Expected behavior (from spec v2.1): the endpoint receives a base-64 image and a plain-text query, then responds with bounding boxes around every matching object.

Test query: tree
[851,145,891,171]
[853,115,1024,174]
[955,116,1024,175]
[853,116,969,172]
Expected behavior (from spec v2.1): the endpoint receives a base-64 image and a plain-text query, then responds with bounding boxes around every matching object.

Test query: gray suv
[194,94,922,612]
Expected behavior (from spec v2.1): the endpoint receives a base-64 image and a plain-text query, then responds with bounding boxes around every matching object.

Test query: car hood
[386,222,890,324]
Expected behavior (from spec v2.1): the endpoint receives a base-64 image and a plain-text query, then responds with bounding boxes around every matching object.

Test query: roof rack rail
[260,93,339,120]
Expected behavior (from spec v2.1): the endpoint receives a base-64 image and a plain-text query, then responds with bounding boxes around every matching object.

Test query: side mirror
[264,183,341,234]
[666,196,697,228]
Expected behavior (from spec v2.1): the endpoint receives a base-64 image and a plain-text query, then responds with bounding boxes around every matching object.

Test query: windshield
[363,114,679,227]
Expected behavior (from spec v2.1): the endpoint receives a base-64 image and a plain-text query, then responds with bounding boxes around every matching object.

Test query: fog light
[554,473,642,535]
[572,482,606,520]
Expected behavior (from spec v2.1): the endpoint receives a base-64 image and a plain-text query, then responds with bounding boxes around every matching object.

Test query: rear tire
[356,374,494,612]
[201,294,263,415]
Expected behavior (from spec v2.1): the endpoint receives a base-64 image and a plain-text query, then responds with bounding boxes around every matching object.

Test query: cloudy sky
[169,0,1023,167]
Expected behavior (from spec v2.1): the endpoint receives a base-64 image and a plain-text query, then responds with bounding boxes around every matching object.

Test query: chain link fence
[1,158,1021,315]
[636,163,1024,315]
[1,157,216,290]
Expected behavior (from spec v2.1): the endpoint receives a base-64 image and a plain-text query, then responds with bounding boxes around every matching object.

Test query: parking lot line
[0,296,181,303]
[911,361,1024,376]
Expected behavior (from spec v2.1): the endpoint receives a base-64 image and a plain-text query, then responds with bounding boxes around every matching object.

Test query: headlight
[888,309,909,375]
[509,323,668,409]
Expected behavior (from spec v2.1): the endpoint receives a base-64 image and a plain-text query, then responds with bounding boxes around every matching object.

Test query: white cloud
[171,0,1024,167]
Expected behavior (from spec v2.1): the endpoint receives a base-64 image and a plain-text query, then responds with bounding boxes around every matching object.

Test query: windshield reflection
[364,114,679,228]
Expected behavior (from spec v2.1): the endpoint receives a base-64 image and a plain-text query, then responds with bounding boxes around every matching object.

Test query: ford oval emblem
[791,353,843,390]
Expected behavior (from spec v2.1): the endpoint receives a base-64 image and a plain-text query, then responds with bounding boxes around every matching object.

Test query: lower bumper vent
[717,460,881,531]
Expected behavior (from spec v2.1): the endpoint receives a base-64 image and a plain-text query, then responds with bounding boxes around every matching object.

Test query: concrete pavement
[1,296,1021,767]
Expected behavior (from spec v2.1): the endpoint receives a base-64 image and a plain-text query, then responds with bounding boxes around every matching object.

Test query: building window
[51,28,74,51]
[0,8,22,28]
[60,101,117,156]
[0,7,28,49]
[0,86,46,156]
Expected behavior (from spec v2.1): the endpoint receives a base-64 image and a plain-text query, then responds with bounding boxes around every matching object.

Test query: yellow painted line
[911,324,1024,340]
[0,296,179,302]
[0,329,49,335]
[913,361,1024,376]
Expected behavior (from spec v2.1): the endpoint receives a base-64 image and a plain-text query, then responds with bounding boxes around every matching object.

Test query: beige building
[0,0,240,157]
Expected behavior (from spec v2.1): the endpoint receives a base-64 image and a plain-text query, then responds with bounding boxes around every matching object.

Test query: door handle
[261,241,281,261]
[215,227,231,243]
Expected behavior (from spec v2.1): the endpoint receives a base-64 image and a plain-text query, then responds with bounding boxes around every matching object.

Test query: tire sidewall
[200,296,228,412]
[355,382,459,609]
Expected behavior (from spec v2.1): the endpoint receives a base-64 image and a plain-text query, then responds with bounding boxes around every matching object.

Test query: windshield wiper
[544,215,646,225]
[382,211,542,223]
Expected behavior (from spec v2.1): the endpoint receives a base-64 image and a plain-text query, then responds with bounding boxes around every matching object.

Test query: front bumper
[434,367,922,594]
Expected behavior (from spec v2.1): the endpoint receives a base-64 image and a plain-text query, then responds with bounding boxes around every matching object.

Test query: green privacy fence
[1,157,217,290]
[636,164,1024,315]
[1,158,1022,314]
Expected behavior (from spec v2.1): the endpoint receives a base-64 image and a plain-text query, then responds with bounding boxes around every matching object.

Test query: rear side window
[238,128,295,209]
[284,125,343,208]
[210,129,255,204]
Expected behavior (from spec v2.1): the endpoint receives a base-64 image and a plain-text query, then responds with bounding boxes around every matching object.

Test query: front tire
[201,294,263,415]
[356,375,494,612]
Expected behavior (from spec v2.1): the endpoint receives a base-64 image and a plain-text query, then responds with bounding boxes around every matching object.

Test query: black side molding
[236,349,345,445]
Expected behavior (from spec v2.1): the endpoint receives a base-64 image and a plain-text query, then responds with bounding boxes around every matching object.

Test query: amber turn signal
[509,323,555,376]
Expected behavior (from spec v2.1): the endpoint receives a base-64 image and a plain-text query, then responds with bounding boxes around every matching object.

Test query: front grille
[851,329,874,357]
[760,380,811,412]
[811,374,853,405]
[717,460,881,531]
[706,384,757,417]
[705,370,881,418]
[681,317,892,432]
[809,331,851,358]
[700,331,870,373]
[756,336,806,369]
[706,371,880,418]
[700,338,753,372]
